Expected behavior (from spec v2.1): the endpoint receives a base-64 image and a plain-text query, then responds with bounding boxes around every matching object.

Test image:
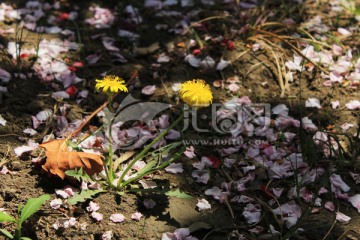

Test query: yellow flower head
[95,75,128,93]
[179,79,213,109]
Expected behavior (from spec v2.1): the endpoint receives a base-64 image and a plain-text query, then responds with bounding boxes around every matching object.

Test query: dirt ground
[0,0,359,239]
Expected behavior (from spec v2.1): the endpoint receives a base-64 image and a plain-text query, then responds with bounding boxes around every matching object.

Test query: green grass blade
[19,194,50,225]
[0,211,16,223]
[0,229,14,239]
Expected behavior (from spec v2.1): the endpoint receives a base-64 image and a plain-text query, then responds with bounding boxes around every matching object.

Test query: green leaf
[20,194,50,225]
[65,168,92,182]
[21,237,32,240]
[0,228,14,239]
[67,190,105,205]
[165,189,192,199]
[0,212,16,223]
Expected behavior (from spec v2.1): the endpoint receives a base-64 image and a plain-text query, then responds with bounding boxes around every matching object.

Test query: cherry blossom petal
[216,59,231,70]
[185,54,200,67]
[243,203,261,224]
[330,71,343,83]
[131,212,143,221]
[91,212,103,221]
[205,186,222,199]
[110,213,126,223]
[0,166,16,175]
[86,201,100,212]
[332,44,343,55]
[184,146,196,159]
[302,117,318,132]
[196,199,211,211]
[272,104,289,116]
[86,53,101,64]
[165,163,184,174]
[340,123,354,131]
[330,174,350,193]
[174,228,190,239]
[23,128,37,136]
[336,212,351,223]
[102,230,113,240]
[55,186,78,199]
[348,194,360,213]
[142,85,156,95]
[273,201,301,228]
[337,27,351,36]
[324,201,335,212]
[165,129,180,140]
[50,199,63,209]
[0,68,11,82]
[227,83,240,92]
[172,83,182,92]
[157,52,170,63]
[14,139,39,156]
[36,109,53,122]
[199,56,215,69]
[192,170,210,184]
[331,100,340,109]
[305,98,322,109]
[345,100,360,110]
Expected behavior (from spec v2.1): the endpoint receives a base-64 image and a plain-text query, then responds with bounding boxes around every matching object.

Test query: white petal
[131,212,143,221]
[348,194,360,213]
[345,100,360,110]
[91,212,103,221]
[165,163,183,174]
[110,213,126,223]
[196,199,211,211]
[185,54,200,67]
[199,56,215,69]
[336,212,351,223]
[305,98,322,109]
[216,59,231,70]
[141,85,156,95]
[0,115,6,126]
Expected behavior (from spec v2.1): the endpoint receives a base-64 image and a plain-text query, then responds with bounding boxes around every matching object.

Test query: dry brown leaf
[40,139,103,179]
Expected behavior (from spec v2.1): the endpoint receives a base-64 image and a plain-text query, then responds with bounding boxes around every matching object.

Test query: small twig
[189,16,228,29]
[250,27,330,74]
[65,70,139,141]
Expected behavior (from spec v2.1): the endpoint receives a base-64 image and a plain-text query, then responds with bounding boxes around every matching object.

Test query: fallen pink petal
[110,213,126,223]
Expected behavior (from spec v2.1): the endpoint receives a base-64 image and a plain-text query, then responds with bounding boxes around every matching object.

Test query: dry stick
[253,22,332,48]
[282,36,332,48]
[65,100,109,141]
[250,27,330,74]
[189,15,227,28]
[233,49,249,62]
[280,54,290,94]
[255,37,286,97]
[66,70,139,141]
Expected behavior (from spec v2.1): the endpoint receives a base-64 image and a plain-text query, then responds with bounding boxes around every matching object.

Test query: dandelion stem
[117,112,184,189]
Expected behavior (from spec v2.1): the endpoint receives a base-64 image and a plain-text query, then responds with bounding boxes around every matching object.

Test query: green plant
[0,194,50,240]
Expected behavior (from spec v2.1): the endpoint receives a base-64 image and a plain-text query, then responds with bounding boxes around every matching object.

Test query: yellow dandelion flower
[95,75,128,93]
[179,79,213,109]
